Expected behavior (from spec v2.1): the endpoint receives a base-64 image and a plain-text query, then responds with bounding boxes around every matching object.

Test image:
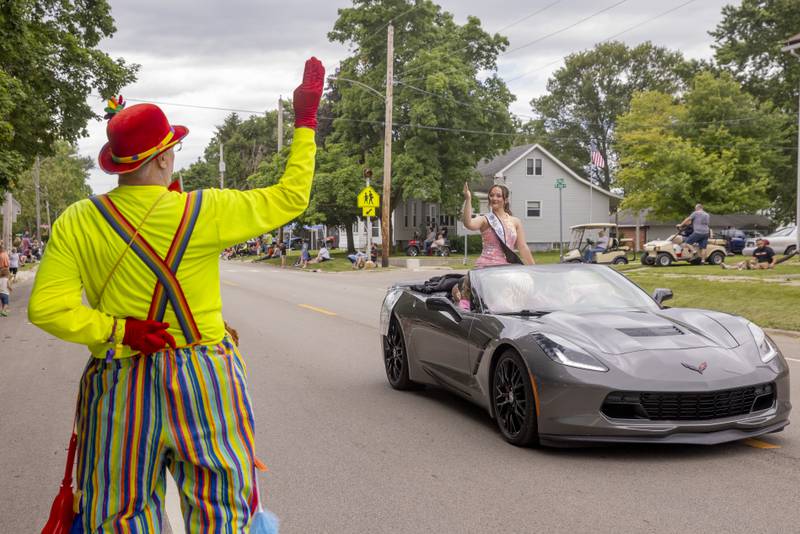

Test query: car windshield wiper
[497,310,551,317]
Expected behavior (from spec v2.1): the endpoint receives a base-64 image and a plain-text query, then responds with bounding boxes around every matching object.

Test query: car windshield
[473,266,658,314]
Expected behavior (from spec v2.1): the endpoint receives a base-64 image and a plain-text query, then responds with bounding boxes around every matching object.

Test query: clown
[31,58,324,532]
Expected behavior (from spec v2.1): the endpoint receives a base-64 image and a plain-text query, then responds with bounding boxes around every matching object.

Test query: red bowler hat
[98,96,189,175]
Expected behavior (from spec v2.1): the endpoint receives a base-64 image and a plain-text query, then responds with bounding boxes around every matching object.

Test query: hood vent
[617,326,684,337]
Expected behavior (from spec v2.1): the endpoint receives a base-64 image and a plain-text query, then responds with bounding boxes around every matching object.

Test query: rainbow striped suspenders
[90,191,203,343]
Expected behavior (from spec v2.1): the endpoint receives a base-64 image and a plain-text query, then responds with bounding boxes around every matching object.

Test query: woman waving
[462,181,535,268]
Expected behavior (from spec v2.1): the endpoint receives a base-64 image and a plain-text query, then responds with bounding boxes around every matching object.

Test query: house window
[412,202,417,227]
[372,219,381,238]
[526,200,541,218]
[405,201,409,227]
[526,158,543,176]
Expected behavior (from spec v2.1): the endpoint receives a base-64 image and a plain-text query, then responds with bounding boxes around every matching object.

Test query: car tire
[612,256,628,265]
[785,245,797,257]
[707,251,725,265]
[689,258,703,265]
[492,350,538,447]
[656,252,672,267]
[641,253,655,266]
[383,317,418,390]
[440,246,450,257]
[406,246,419,257]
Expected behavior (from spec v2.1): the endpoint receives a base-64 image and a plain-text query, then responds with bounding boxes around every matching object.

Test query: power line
[96,96,798,151]
[503,0,629,56]
[505,0,698,84]
[395,0,564,80]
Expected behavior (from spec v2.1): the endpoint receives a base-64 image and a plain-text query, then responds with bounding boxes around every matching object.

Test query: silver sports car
[379,264,790,447]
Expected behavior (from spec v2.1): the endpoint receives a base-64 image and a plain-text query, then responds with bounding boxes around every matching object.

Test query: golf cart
[640,225,727,267]
[562,223,632,265]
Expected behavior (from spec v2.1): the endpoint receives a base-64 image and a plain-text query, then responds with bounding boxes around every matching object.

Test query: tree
[711,0,800,114]
[11,141,93,235]
[616,72,791,220]
[529,41,700,189]
[181,111,283,191]
[0,0,137,191]
[328,0,516,219]
[710,0,800,222]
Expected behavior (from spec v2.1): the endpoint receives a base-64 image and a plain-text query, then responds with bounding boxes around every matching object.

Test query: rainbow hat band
[98,98,189,175]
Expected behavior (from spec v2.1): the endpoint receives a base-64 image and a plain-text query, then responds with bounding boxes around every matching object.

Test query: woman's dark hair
[488,184,512,215]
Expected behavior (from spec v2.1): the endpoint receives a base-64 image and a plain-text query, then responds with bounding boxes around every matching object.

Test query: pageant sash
[485,212,523,265]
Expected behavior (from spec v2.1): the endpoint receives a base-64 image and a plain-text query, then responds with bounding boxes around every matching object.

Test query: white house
[476,143,621,250]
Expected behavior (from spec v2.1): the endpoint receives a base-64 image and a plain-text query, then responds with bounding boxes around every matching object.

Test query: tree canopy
[711,0,800,115]
[528,41,700,190]
[327,0,516,215]
[0,0,137,191]
[11,141,93,235]
[616,72,791,220]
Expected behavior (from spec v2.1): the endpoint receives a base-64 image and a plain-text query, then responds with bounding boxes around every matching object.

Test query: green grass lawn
[622,261,800,331]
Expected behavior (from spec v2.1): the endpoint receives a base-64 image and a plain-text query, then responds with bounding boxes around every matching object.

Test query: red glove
[123,318,177,355]
[293,57,325,130]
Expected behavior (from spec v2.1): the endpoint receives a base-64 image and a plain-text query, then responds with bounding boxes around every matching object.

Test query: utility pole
[218,141,225,189]
[380,24,394,268]
[43,184,52,238]
[34,155,41,241]
[277,96,285,245]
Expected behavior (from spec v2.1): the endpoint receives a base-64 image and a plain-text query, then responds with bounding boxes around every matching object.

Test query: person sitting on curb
[721,238,776,270]
[308,243,332,264]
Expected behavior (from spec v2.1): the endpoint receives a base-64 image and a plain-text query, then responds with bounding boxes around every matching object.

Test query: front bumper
[531,354,791,446]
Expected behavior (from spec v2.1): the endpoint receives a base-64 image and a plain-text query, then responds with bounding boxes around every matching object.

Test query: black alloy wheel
[785,245,797,257]
[406,246,419,257]
[384,318,416,390]
[492,350,538,447]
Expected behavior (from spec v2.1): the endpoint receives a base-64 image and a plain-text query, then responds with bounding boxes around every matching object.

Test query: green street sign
[554,178,566,189]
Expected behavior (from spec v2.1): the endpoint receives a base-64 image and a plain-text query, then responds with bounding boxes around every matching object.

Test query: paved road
[2,263,798,533]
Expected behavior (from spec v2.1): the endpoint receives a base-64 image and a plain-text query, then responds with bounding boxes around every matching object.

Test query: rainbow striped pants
[74,338,258,533]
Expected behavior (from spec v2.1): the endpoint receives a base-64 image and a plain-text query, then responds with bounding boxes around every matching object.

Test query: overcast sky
[81,0,734,193]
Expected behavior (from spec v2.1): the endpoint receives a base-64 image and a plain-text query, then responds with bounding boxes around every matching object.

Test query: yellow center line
[222,280,241,287]
[298,304,338,316]
[742,438,781,449]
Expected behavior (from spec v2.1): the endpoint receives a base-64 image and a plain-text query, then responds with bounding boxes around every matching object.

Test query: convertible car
[379,265,791,447]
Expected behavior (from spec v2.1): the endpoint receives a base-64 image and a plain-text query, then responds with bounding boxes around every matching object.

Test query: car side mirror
[426,297,463,322]
[652,288,673,306]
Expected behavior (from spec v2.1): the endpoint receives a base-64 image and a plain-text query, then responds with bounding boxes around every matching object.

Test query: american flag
[590,140,605,168]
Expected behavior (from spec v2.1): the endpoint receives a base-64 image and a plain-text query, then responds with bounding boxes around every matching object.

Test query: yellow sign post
[357,186,380,208]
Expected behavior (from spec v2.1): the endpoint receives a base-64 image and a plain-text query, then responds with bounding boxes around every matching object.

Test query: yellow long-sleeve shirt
[29,127,316,359]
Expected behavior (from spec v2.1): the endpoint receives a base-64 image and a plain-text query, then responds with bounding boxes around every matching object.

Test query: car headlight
[532,333,608,372]
[747,322,778,363]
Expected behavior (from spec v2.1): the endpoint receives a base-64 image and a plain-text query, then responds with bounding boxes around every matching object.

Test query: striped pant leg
[161,342,256,533]
[74,356,167,533]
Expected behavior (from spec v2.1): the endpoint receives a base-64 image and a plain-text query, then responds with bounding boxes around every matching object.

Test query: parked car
[717,228,750,255]
[742,226,797,256]
[284,237,304,250]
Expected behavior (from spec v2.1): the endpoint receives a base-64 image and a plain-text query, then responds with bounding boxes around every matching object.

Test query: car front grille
[602,383,775,421]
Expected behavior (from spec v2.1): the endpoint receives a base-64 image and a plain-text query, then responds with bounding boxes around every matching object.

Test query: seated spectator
[722,238,776,270]
[348,250,367,268]
[308,244,332,264]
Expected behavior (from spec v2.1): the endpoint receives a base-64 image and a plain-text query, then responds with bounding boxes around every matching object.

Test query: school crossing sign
[358,185,380,217]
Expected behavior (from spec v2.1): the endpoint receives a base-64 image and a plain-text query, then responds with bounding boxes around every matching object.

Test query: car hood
[532,308,743,355]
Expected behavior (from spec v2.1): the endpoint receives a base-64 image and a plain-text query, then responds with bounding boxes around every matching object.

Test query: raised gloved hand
[293,57,325,130]
[123,318,177,355]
